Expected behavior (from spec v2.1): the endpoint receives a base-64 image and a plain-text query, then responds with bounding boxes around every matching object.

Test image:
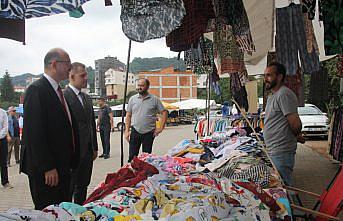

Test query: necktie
[57,86,75,152]
[79,91,86,108]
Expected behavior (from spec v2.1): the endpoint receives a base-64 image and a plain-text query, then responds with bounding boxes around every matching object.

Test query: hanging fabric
[309,66,329,107]
[284,67,304,106]
[230,72,249,112]
[105,0,113,6]
[166,0,215,52]
[120,0,186,42]
[276,4,320,75]
[302,13,319,54]
[301,0,323,20]
[0,17,25,44]
[213,23,245,75]
[329,107,343,161]
[69,6,85,18]
[337,54,343,77]
[212,0,255,54]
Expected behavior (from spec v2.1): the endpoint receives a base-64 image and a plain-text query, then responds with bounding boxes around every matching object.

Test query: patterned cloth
[276,4,320,75]
[212,0,255,54]
[120,0,186,42]
[166,0,215,52]
[0,0,90,20]
[213,23,245,75]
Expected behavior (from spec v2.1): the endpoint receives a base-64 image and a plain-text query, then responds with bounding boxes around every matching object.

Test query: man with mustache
[125,78,167,162]
[263,62,302,186]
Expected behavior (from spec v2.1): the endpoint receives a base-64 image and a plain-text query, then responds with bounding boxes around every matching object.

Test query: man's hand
[6,135,11,143]
[93,151,98,161]
[124,131,130,143]
[297,134,306,144]
[154,128,163,137]
[45,169,59,187]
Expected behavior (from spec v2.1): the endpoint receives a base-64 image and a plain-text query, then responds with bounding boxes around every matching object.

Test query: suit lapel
[41,76,70,123]
[65,86,87,119]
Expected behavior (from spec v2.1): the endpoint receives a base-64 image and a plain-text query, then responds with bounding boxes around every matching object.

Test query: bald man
[21,48,80,209]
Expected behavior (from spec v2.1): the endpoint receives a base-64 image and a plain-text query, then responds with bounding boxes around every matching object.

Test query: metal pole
[207,72,211,136]
[120,40,132,167]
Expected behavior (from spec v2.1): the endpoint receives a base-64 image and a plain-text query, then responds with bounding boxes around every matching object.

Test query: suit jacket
[63,86,98,160]
[21,76,80,176]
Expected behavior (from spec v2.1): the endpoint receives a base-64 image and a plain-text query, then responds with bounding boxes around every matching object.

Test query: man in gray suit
[64,62,98,204]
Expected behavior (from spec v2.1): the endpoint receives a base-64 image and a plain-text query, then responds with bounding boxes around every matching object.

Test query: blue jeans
[269,152,296,186]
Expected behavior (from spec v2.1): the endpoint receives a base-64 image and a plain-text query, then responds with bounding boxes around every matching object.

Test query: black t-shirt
[99,105,112,129]
[12,116,20,137]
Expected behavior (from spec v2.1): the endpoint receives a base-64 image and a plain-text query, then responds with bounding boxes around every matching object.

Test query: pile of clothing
[0,131,292,221]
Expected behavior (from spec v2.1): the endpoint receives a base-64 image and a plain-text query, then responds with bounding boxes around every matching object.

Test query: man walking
[125,78,168,162]
[96,98,113,159]
[7,106,20,166]
[64,62,98,205]
[0,107,13,189]
[21,48,79,209]
[263,62,302,186]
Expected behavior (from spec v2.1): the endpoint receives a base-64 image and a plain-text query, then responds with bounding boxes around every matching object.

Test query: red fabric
[234,181,281,212]
[84,157,159,204]
[166,0,215,52]
[316,165,343,221]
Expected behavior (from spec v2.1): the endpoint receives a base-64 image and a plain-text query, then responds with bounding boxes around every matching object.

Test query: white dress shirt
[0,108,8,139]
[68,84,84,107]
[43,74,72,124]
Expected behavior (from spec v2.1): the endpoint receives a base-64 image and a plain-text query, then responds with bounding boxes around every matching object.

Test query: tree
[0,71,15,102]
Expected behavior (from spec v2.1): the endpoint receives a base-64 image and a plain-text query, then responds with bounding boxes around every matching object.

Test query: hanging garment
[105,0,113,6]
[301,0,323,20]
[302,14,319,54]
[321,0,343,55]
[309,66,329,107]
[69,6,85,18]
[214,23,245,75]
[166,0,215,52]
[120,0,186,42]
[338,54,343,77]
[0,17,25,44]
[230,73,249,112]
[212,0,255,54]
[284,68,302,103]
[276,4,320,75]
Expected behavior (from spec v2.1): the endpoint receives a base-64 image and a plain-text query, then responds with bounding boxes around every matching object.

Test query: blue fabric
[269,152,296,186]
[0,0,90,20]
[7,115,13,137]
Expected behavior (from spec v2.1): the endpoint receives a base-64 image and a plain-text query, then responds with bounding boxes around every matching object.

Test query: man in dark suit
[64,62,98,205]
[21,48,79,210]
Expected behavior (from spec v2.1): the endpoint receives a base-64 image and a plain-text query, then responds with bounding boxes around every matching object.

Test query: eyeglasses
[49,60,71,64]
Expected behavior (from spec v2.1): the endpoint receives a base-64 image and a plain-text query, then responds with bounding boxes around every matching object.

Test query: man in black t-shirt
[96,98,114,159]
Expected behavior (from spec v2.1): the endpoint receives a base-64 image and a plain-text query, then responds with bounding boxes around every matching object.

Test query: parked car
[298,104,329,138]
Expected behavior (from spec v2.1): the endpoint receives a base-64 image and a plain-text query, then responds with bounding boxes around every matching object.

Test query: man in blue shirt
[7,106,20,166]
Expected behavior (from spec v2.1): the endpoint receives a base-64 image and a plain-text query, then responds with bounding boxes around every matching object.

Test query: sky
[0,0,178,77]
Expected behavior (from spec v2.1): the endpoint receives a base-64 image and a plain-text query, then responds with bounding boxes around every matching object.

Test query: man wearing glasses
[21,48,80,209]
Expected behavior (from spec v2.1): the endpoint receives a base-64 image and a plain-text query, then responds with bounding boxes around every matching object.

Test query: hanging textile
[276,4,320,75]
[230,72,249,112]
[338,54,343,77]
[105,0,113,6]
[284,68,303,105]
[321,1,343,55]
[302,14,319,54]
[301,0,323,20]
[120,0,186,42]
[329,107,343,161]
[166,0,215,52]
[212,0,255,54]
[214,23,245,75]
[0,17,25,44]
[309,66,329,107]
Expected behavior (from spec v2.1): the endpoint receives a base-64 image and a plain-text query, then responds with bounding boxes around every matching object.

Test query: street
[0,125,340,213]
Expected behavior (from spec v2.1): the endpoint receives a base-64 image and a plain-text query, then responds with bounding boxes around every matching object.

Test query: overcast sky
[0,0,178,77]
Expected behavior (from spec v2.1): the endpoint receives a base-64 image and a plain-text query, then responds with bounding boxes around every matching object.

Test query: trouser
[128,127,155,162]
[8,137,20,164]
[269,151,296,186]
[100,128,110,156]
[28,171,72,210]
[276,4,320,75]
[0,138,9,186]
[71,152,93,205]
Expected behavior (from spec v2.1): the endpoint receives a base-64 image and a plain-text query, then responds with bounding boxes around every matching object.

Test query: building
[13,86,26,93]
[94,56,126,97]
[138,66,197,103]
[26,75,41,86]
[197,74,208,89]
[105,68,136,100]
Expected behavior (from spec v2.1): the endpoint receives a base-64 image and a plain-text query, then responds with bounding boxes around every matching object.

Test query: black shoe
[99,154,105,158]
[16,161,20,164]
[104,155,110,159]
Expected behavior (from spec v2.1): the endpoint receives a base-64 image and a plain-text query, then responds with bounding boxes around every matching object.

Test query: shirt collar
[139,93,151,100]
[68,84,81,96]
[43,73,59,91]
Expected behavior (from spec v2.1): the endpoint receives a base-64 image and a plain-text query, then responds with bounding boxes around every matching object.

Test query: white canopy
[171,99,216,110]
[110,104,128,111]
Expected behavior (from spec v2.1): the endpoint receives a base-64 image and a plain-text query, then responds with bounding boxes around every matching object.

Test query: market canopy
[111,104,128,111]
[171,99,216,110]
[162,102,179,110]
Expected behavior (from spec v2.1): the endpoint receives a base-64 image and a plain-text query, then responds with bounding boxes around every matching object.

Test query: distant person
[263,62,302,186]
[96,98,113,159]
[7,106,20,166]
[21,48,80,209]
[0,107,13,189]
[222,101,230,117]
[64,62,98,205]
[125,78,168,162]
